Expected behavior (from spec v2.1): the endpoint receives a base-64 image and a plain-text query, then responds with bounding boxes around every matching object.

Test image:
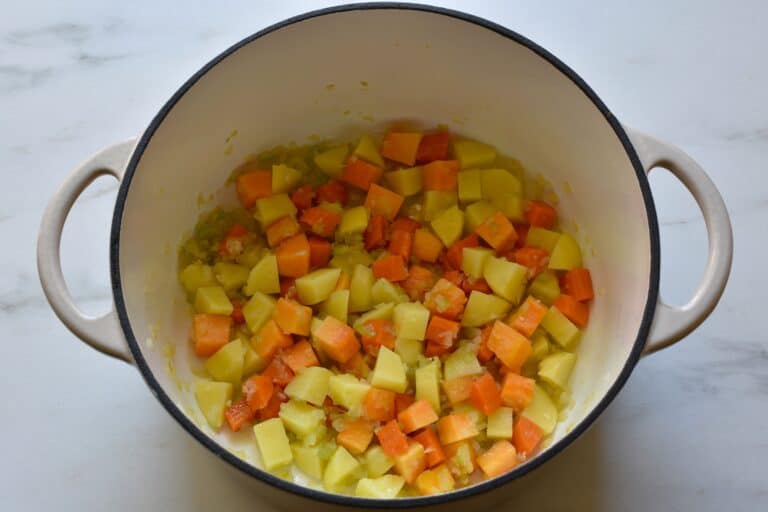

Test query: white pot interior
[116,7,652,495]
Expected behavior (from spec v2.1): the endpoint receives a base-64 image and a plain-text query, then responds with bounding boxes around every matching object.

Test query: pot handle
[37,138,137,364]
[625,128,733,355]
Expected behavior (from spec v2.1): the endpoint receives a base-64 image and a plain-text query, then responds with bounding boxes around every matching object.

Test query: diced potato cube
[353,302,395,334]
[393,302,430,340]
[529,331,551,362]
[395,337,424,366]
[254,418,293,470]
[364,445,396,478]
[328,374,371,417]
[541,307,580,349]
[521,385,558,435]
[538,351,577,389]
[483,257,528,304]
[295,267,341,305]
[549,233,583,270]
[526,227,561,253]
[457,169,483,203]
[461,291,512,327]
[330,245,373,275]
[415,359,441,413]
[213,262,250,291]
[354,134,384,166]
[430,205,464,247]
[236,244,264,268]
[371,346,408,393]
[337,206,370,238]
[349,263,375,313]
[443,345,483,381]
[279,399,326,438]
[481,168,523,220]
[244,254,280,296]
[243,346,269,377]
[464,200,498,232]
[486,407,514,439]
[241,291,276,333]
[255,194,297,227]
[204,338,244,384]
[371,278,408,306]
[320,289,350,323]
[422,190,457,221]
[324,446,361,490]
[385,166,423,196]
[355,474,405,498]
[529,271,561,305]
[453,139,496,168]
[194,286,233,315]
[284,366,333,405]
[180,262,216,294]
[314,145,349,178]
[461,247,493,279]
[271,164,302,194]
[194,380,232,430]
[292,443,325,480]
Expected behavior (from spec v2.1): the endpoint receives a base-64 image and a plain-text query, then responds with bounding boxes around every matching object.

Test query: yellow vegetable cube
[254,418,293,471]
[241,291,276,333]
[395,337,424,366]
[457,169,482,203]
[295,267,341,305]
[349,263,375,313]
[422,190,457,221]
[538,351,577,389]
[385,166,423,196]
[453,139,496,168]
[393,302,430,340]
[430,205,464,247]
[179,262,215,294]
[526,227,561,253]
[483,257,528,304]
[194,286,233,315]
[461,247,493,279]
[364,445,395,478]
[371,278,408,305]
[284,366,333,406]
[279,400,326,438]
[549,233,583,270]
[415,359,441,413]
[371,346,408,393]
[355,475,405,498]
[243,346,269,377]
[292,443,325,481]
[443,345,483,381]
[354,134,384,166]
[337,206,370,239]
[204,338,244,384]
[194,380,232,430]
[461,291,512,327]
[213,262,250,291]
[541,307,580,349]
[464,200,498,232]
[320,289,350,323]
[243,253,280,296]
[486,407,514,439]
[529,271,561,305]
[521,385,558,435]
[271,164,302,194]
[353,303,395,334]
[314,144,349,178]
[328,374,371,417]
[255,194,297,227]
[323,446,361,490]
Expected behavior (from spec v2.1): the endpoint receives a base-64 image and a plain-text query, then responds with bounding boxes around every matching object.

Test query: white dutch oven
[37,4,733,509]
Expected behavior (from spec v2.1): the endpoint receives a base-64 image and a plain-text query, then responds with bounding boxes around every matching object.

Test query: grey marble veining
[1,1,765,510]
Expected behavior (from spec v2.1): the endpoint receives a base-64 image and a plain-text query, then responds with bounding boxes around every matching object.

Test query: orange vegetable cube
[279,339,319,372]
[562,267,594,302]
[316,180,348,205]
[424,316,460,350]
[401,265,437,301]
[442,376,474,406]
[235,168,271,209]
[224,399,255,432]
[512,246,550,277]
[486,321,532,372]
[469,373,502,415]
[337,418,374,455]
[437,413,479,445]
[525,200,557,229]
[360,319,397,356]
[416,131,450,164]
[513,416,543,455]
[363,387,396,422]
[476,441,518,478]
[342,156,383,190]
[275,233,310,278]
[364,183,405,221]
[262,357,295,387]
[266,215,301,247]
[412,228,444,263]
[500,373,535,411]
[475,211,518,253]
[372,254,409,282]
[395,393,415,415]
[415,463,455,495]
[393,442,427,484]
[381,132,423,166]
[273,298,312,336]
[192,313,232,357]
[413,427,446,468]
[364,214,389,251]
[377,419,410,457]
[252,319,292,359]
[388,228,413,261]
[423,278,467,320]
[398,399,439,434]
[242,374,274,410]
[509,296,548,337]
[422,160,459,191]
[314,316,360,363]
[299,206,341,238]
[554,294,590,327]
[308,235,332,268]
[444,234,480,270]
[290,184,314,211]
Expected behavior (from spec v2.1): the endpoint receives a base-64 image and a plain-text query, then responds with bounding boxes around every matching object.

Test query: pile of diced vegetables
[179,127,595,498]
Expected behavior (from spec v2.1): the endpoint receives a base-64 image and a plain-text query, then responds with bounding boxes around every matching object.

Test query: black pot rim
[110,2,660,508]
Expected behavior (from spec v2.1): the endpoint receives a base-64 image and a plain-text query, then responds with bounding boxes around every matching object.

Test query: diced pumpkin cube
[476,441,518,478]
[415,359,441,413]
[483,257,528,304]
[295,267,341,305]
[255,194,297,227]
[500,372,535,411]
[323,446,361,490]
[461,291,512,327]
[371,346,408,393]
[353,302,396,334]
[273,298,312,336]
[292,444,325,481]
[486,406,514,439]
[541,307,580,349]
[355,474,405,498]
[415,463,455,495]
[538,351,577,389]
[381,132,423,166]
[349,263,375,313]
[422,190,457,221]
[315,316,361,363]
[443,344,483,381]
[430,205,464,247]
[464,200,498,232]
[236,169,272,209]
[244,254,281,295]
[337,417,374,454]
[475,211,517,253]
[487,321,532,372]
[457,169,483,203]
[549,233,583,270]
[241,291,276,333]
[521,384,558,435]
[283,366,332,406]
[393,442,426,484]
[279,399,326,437]
[461,247,493,279]
[393,302,431,340]
[385,166,423,196]
[412,228,444,263]
[343,157,383,191]
[337,206,371,238]
[314,144,349,178]
[253,418,293,470]
[453,139,496,168]
[275,233,310,278]
[364,445,396,478]
[398,399,439,433]
[194,379,233,430]
[193,314,232,357]
[526,227,561,253]
[180,262,216,294]
[437,413,479,444]
[194,286,233,315]
[204,338,244,384]
[364,183,404,221]
[329,374,371,417]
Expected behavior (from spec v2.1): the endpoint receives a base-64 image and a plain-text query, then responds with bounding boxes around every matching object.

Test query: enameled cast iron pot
[37,4,733,510]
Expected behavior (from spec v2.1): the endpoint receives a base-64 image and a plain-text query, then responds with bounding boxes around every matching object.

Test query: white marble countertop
[2,1,766,510]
